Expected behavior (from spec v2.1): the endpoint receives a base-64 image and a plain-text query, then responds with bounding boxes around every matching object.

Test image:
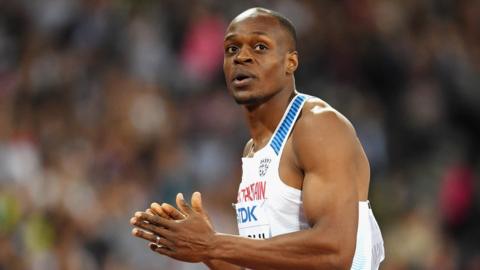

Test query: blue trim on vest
[270,94,307,155]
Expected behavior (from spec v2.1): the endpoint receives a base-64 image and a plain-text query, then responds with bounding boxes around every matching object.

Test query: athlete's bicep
[294,109,359,259]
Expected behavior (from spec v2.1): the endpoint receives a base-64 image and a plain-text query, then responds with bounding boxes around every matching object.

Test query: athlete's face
[223,14,297,105]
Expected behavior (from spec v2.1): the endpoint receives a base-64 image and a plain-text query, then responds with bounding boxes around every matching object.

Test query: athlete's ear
[286,51,298,74]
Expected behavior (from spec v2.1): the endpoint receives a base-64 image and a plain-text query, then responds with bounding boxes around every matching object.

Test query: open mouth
[233,74,251,82]
[232,74,254,87]
[231,70,256,87]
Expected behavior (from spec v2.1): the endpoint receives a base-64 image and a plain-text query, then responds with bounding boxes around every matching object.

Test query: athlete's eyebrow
[224,31,271,41]
[250,31,269,37]
[224,34,236,42]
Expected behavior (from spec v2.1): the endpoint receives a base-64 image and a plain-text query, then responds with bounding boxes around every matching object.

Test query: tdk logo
[237,206,257,223]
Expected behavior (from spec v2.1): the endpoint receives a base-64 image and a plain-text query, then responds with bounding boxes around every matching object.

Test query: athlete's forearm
[208,230,353,270]
[204,259,243,270]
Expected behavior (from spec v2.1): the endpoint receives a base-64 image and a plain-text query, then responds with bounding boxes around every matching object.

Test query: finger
[131,228,161,243]
[131,217,173,238]
[176,193,194,216]
[132,227,154,242]
[161,203,186,220]
[150,202,171,219]
[191,191,213,227]
[191,191,204,214]
[149,242,173,251]
[133,211,174,229]
[149,242,175,257]
[132,228,172,247]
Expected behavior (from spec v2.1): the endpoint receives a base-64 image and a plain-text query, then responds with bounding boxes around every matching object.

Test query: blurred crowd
[0,0,479,269]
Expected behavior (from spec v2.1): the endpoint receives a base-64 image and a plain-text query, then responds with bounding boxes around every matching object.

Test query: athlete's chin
[233,96,259,105]
[231,91,262,105]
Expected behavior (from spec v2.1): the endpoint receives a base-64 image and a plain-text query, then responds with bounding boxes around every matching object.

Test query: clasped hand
[130,192,216,263]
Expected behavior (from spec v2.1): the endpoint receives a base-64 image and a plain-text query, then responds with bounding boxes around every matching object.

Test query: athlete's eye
[254,43,268,51]
[225,45,239,54]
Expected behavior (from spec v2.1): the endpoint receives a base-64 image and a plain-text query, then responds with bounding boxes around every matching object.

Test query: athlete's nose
[234,47,253,64]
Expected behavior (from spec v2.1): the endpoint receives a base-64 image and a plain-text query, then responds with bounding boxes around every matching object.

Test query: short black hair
[238,8,297,50]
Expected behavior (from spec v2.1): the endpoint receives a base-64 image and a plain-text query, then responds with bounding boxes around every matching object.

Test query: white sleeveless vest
[235,93,385,269]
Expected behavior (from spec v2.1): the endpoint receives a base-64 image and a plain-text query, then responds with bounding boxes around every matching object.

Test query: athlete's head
[223,8,298,105]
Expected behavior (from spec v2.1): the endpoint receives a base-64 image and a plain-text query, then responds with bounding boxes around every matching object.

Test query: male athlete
[130,7,384,270]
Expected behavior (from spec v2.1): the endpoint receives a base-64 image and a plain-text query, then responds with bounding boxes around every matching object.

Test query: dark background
[0,0,479,269]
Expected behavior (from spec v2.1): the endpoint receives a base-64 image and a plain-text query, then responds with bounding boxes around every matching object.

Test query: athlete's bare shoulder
[294,95,370,199]
[291,96,361,167]
[297,96,356,137]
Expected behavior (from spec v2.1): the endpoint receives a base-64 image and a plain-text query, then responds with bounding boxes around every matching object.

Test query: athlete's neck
[243,89,296,151]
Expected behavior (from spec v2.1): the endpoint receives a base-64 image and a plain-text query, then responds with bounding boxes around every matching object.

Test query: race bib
[235,199,271,239]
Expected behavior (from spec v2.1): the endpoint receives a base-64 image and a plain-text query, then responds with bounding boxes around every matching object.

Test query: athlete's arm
[208,107,360,269]
[131,106,362,269]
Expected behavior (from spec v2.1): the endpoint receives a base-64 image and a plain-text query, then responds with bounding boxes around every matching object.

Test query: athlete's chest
[236,152,274,239]
[238,152,275,202]
[236,146,306,239]
[235,94,310,239]
[242,137,303,187]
